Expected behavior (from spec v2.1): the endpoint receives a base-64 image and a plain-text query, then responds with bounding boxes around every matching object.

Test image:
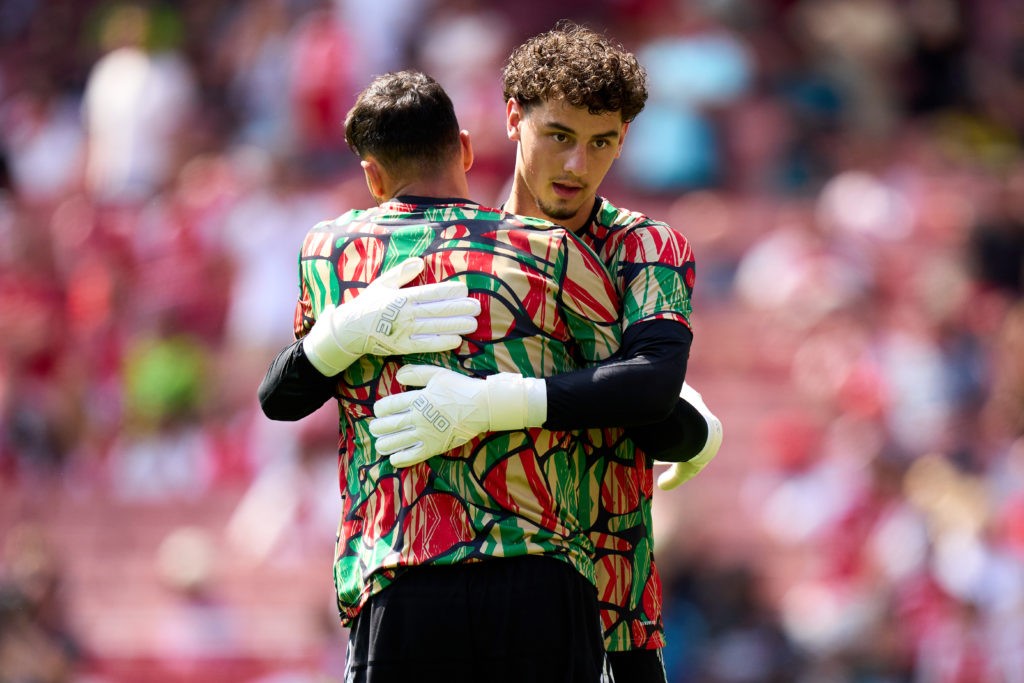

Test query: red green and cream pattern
[293,198,621,625]
[578,198,695,652]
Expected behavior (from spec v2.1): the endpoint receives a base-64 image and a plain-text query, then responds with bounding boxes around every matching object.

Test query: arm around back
[543,319,691,430]
[258,339,338,421]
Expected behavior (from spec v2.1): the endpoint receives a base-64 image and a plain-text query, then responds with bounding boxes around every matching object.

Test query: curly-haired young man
[371,22,724,683]
[501,23,721,683]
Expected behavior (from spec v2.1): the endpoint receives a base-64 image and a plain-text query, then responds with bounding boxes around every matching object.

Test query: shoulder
[298,209,375,258]
[593,198,693,261]
[594,197,672,236]
[307,208,369,234]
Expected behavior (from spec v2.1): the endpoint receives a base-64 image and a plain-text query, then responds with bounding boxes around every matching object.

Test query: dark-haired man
[260,69,621,682]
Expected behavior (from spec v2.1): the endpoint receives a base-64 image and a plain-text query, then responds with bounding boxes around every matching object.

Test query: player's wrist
[523,377,547,427]
[302,305,361,376]
[485,373,547,430]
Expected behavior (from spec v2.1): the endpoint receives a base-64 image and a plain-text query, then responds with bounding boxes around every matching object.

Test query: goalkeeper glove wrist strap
[302,316,360,377]
[486,374,547,431]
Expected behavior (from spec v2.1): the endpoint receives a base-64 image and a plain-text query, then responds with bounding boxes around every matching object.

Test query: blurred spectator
[0,524,84,683]
[220,147,334,358]
[901,0,970,117]
[0,79,84,205]
[662,559,803,683]
[281,2,356,176]
[333,0,428,84]
[104,334,216,501]
[81,2,198,204]
[414,0,514,203]
[619,2,754,191]
[967,161,1024,298]
[216,0,297,155]
[153,526,240,661]
[789,0,911,138]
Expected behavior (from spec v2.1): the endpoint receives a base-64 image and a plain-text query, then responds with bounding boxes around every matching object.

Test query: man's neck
[386,172,471,204]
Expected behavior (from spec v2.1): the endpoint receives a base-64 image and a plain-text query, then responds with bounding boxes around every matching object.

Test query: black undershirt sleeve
[626,396,710,463]
[258,339,338,421]
[544,319,709,462]
[543,319,690,430]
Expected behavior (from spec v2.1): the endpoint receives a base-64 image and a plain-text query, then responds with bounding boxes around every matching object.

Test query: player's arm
[601,223,720,482]
[642,382,724,490]
[259,256,481,422]
[538,312,721,469]
[368,322,691,466]
[543,318,689,429]
[371,229,632,466]
[370,224,719,469]
[259,338,338,421]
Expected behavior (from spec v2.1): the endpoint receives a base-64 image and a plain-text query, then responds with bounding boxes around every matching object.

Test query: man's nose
[564,145,587,175]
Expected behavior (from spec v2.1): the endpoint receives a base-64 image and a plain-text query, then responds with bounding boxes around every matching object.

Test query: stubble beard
[536,196,579,222]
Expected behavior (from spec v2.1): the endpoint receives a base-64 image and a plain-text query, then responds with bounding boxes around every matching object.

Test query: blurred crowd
[1,0,1023,681]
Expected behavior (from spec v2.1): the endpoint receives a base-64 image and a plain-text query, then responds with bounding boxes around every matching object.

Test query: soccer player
[369,22,723,683]
[260,69,623,682]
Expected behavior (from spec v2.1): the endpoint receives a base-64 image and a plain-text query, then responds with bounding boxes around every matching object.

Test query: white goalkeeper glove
[303,257,481,376]
[656,382,723,491]
[369,364,547,468]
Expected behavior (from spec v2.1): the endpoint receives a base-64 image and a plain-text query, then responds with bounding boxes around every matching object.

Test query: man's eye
[552,133,569,143]
[594,139,609,149]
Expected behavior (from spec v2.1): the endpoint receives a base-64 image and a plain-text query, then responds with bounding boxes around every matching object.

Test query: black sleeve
[624,397,710,463]
[543,319,691,430]
[258,339,339,421]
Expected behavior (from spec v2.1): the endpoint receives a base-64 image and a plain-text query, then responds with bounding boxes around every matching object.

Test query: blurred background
[0,0,1022,681]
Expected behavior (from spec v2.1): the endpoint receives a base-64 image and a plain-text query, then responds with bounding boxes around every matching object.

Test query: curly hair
[501,21,648,123]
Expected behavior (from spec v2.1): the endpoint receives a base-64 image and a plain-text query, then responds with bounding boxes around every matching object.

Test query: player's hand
[369,364,546,468]
[303,257,481,376]
[657,383,723,491]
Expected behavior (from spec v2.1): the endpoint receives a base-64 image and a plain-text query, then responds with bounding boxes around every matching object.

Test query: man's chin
[537,200,580,222]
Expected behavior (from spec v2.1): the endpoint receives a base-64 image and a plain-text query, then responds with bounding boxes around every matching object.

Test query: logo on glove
[375,296,408,336]
[412,396,451,433]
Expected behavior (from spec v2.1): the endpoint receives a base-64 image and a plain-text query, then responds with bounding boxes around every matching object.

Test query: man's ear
[615,122,630,159]
[506,99,523,142]
[360,158,387,204]
[459,130,474,173]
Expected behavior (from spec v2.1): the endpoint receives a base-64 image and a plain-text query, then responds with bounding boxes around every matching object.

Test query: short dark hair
[502,21,648,123]
[344,70,461,174]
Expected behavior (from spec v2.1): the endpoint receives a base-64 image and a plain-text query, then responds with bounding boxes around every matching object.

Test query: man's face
[507,98,627,229]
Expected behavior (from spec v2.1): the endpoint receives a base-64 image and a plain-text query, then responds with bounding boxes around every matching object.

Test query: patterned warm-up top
[292,197,622,625]
[577,197,695,652]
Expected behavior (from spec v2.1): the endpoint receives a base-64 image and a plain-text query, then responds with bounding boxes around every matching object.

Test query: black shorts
[608,648,668,683]
[344,555,609,683]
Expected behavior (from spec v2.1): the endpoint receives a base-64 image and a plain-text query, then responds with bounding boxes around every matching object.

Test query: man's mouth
[551,181,583,199]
